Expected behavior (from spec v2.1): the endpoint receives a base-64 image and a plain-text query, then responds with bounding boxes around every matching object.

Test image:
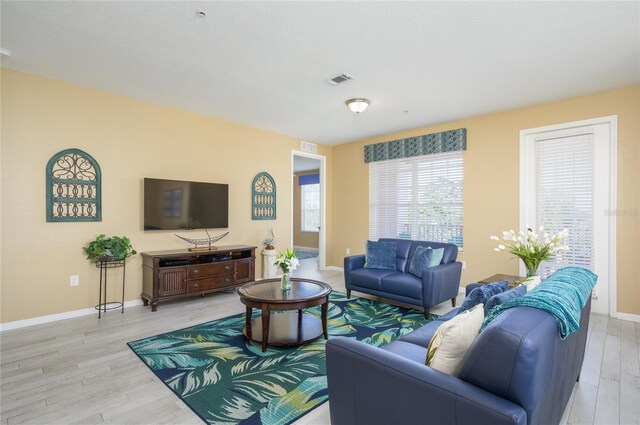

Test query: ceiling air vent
[328,73,354,85]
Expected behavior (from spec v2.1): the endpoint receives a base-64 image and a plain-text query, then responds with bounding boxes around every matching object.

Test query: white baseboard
[615,312,640,323]
[294,245,319,252]
[0,299,144,332]
[324,266,344,272]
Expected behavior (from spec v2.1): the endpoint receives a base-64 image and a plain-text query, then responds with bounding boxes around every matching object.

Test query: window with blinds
[301,183,320,232]
[535,133,594,278]
[369,151,463,247]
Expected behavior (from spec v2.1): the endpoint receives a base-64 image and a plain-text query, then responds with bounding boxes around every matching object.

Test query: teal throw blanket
[481,267,598,339]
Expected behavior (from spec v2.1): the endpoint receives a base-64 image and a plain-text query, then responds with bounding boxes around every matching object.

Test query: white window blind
[301,183,320,232]
[369,151,463,247]
[535,133,594,278]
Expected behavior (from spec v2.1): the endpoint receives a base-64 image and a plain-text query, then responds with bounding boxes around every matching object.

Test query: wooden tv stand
[141,245,256,311]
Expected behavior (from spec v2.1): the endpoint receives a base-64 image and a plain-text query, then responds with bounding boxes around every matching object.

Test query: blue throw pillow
[457,281,509,315]
[428,247,445,267]
[409,246,433,277]
[484,285,527,315]
[364,240,397,271]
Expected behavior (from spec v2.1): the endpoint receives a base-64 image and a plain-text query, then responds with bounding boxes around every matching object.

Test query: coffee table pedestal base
[243,313,324,349]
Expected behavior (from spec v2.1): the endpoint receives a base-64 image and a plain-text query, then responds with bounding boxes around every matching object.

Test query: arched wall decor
[252,172,276,220]
[46,148,102,222]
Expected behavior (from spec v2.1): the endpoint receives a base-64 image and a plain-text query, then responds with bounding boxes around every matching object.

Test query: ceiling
[1,2,638,145]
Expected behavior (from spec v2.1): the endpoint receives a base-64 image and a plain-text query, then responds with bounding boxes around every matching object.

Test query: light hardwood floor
[1,258,638,425]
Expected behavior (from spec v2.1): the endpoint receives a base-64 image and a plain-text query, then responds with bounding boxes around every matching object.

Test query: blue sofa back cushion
[484,285,527,315]
[457,281,509,315]
[364,240,397,271]
[408,246,433,277]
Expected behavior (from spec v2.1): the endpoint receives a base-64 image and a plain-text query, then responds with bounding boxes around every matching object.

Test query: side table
[478,273,525,287]
[95,258,126,318]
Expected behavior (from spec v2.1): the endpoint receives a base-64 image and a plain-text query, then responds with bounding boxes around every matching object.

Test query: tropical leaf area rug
[294,250,318,260]
[128,291,433,425]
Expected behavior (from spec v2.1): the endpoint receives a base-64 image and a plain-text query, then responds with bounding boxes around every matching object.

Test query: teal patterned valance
[364,128,467,163]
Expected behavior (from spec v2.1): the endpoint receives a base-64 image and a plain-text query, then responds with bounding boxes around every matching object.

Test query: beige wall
[0,69,332,323]
[1,68,637,323]
[293,170,320,249]
[330,86,640,315]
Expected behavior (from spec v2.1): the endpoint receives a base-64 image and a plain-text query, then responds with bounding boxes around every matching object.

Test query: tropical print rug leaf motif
[128,291,433,425]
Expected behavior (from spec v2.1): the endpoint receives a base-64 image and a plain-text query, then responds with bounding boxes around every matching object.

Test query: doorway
[520,116,617,316]
[291,151,326,270]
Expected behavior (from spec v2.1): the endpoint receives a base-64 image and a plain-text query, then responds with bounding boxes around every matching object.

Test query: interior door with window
[521,118,615,315]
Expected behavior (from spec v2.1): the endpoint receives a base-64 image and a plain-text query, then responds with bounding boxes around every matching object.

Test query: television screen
[144,178,229,230]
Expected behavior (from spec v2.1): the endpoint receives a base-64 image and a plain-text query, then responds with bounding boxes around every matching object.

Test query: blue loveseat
[344,238,462,317]
[326,291,592,425]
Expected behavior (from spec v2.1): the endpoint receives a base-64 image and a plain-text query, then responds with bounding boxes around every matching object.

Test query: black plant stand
[95,257,126,319]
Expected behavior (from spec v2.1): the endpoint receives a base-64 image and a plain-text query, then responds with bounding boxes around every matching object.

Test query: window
[301,183,320,232]
[369,151,463,247]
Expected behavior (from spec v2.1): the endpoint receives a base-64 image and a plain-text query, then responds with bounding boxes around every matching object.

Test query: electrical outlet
[461,261,467,270]
[70,275,79,286]
[345,248,351,255]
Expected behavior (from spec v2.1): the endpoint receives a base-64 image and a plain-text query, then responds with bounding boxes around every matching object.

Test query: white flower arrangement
[490,227,569,277]
[273,248,299,275]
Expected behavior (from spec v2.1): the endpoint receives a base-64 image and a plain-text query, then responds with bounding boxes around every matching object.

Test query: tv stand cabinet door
[158,268,187,297]
[235,259,254,284]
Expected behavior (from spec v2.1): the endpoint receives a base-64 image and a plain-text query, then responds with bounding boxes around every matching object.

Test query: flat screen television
[144,178,229,230]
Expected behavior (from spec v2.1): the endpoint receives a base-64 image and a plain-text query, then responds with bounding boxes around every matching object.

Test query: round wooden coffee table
[238,278,332,352]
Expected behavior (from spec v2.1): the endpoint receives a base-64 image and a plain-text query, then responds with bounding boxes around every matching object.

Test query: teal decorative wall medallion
[252,172,276,220]
[364,128,467,163]
[46,148,102,222]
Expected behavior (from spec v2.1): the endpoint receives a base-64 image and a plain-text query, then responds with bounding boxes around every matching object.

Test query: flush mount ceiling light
[346,98,370,114]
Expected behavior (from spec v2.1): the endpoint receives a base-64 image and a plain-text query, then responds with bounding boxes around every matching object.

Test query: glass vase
[281,273,292,291]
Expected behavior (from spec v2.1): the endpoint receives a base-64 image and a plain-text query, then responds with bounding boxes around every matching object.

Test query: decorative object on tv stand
[274,248,299,291]
[262,228,277,279]
[174,229,229,252]
[46,148,101,222]
[252,172,276,220]
[491,227,569,279]
[83,234,136,318]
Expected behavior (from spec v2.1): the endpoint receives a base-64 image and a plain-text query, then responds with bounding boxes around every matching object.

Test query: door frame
[291,150,327,270]
[519,115,617,317]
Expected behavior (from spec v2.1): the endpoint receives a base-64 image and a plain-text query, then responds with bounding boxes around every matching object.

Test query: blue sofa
[344,238,462,317]
[326,296,591,425]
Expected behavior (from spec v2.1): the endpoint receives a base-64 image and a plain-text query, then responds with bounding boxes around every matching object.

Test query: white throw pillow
[425,304,484,376]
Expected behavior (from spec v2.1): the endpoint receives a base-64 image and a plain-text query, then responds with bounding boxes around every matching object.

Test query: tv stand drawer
[188,262,233,279]
[187,275,235,293]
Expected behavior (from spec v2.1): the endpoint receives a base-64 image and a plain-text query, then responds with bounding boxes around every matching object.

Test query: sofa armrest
[327,337,526,425]
[422,261,463,308]
[344,255,366,288]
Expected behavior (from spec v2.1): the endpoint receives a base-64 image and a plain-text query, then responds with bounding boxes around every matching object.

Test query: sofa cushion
[381,340,427,364]
[408,246,433,277]
[364,240,397,271]
[457,281,509,315]
[398,319,442,348]
[428,248,445,267]
[484,285,527,315]
[380,272,423,300]
[426,304,484,376]
[349,268,397,291]
[408,240,458,265]
[379,238,412,272]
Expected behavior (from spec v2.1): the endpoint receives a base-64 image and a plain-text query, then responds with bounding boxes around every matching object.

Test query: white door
[520,117,616,316]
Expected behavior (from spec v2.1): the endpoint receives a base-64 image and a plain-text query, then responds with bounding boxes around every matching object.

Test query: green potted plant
[84,234,137,263]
